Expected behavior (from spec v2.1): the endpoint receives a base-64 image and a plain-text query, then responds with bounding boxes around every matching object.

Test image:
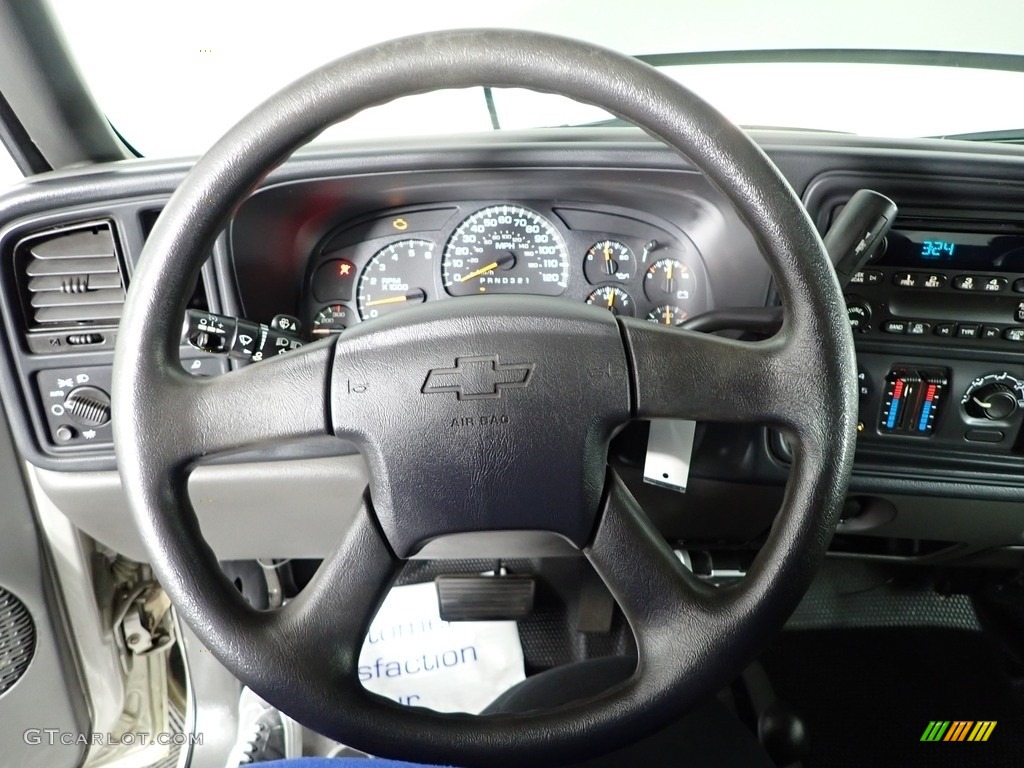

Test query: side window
[0,146,23,190]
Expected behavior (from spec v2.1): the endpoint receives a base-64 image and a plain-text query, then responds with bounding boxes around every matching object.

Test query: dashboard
[4,128,1024,568]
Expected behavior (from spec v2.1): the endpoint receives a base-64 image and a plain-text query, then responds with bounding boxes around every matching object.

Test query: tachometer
[442,205,568,296]
[357,239,435,320]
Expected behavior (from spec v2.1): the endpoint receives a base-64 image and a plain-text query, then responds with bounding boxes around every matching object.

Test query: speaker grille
[0,587,35,696]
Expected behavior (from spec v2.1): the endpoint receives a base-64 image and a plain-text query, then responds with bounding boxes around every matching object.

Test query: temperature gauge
[585,286,634,317]
[311,304,353,336]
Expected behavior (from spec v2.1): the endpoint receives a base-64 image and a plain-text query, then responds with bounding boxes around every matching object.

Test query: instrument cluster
[304,202,710,336]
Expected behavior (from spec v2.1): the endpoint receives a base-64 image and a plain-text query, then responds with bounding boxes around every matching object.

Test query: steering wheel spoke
[261,490,401,693]
[622,317,807,430]
[168,338,335,463]
[586,471,718,667]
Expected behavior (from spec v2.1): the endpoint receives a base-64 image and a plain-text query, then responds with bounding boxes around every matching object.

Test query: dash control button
[1013,278,1024,293]
[1004,327,1024,342]
[983,277,1008,292]
[921,274,946,289]
[1015,301,1024,323]
[953,275,979,291]
[982,326,1002,340]
[957,324,980,339]
[893,272,918,288]
[882,320,907,334]
[850,269,883,285]
[965,429,1005,443]
[906,321,930,335]
[933,323,955,338]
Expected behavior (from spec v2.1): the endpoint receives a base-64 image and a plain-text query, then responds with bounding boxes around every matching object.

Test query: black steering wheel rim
[112,29,857,767]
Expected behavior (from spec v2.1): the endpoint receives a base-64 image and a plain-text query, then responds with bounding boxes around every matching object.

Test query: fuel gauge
[585,286,635,317]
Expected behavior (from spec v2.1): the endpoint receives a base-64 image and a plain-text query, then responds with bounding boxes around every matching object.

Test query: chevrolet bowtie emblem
[422,355,535,400]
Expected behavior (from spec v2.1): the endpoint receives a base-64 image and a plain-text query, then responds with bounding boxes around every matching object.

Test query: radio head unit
[845,221,1024,345]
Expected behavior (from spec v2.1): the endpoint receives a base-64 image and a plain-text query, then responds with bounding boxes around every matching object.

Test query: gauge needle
[457,251,516,282]
[663,307,671,325]
[607,291,615,308]
[365,289,425,307]
[604,245,614,274]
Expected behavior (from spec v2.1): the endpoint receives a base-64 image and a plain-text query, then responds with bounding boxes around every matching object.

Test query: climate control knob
[961,374,1024,421]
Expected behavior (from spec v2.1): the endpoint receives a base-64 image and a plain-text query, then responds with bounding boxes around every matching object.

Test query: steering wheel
[112,29,856,767]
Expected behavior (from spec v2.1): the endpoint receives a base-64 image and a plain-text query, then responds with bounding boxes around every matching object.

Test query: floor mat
[760,628,1024,767]
[785,558,980,632]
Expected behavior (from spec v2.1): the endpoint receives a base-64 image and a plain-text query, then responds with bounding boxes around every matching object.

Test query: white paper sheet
[357,581,526,714]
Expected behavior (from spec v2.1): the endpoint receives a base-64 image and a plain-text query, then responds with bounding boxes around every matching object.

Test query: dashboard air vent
[16,221,126,331]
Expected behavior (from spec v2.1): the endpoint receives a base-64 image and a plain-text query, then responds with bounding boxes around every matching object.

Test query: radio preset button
[982,326,1003,340]
[953,275,981,291]
[983,277,1008,292]
[920,274,946,289]
[893,272,918,288]
[1013,278,1024,294]
[882,320,908,334]
[933,323,955,337]
[957,324,980,339]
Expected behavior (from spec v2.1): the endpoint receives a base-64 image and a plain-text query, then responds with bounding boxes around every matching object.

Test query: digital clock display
[920,239,955,259]
[879,229,1024,271]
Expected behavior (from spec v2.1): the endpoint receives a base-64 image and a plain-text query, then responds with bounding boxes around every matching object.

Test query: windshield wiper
[634,48,1024,73]
[933,128,1024,143]
[571,115,851,134]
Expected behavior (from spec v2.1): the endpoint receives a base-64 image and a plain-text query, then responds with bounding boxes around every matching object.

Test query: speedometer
[442,205,568,296]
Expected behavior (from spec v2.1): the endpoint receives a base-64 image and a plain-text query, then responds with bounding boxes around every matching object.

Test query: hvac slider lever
[679,189,898,333]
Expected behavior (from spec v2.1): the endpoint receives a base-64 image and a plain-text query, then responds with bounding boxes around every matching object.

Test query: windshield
[49,0,1024,157]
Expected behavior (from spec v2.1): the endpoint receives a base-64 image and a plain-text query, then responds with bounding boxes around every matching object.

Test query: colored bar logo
[921,721,997,742]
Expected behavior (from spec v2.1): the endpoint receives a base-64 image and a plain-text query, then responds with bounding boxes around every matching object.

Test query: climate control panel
[852,354,1024,458]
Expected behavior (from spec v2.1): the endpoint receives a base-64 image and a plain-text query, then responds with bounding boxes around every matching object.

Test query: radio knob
[965,383,1019,421]
[845,297,871,333]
